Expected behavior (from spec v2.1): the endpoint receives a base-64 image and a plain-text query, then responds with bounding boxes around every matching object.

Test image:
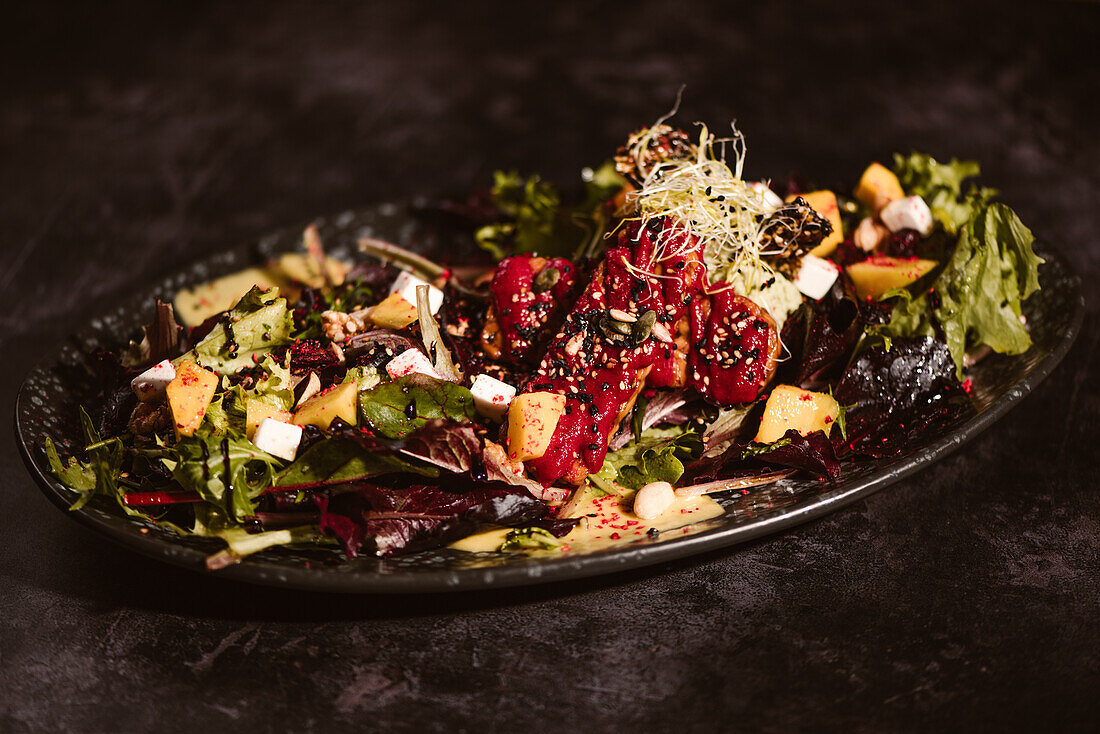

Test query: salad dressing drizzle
[220,437,234,518]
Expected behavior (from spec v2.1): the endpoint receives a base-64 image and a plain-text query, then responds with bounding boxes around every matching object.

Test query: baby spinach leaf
[274,437,436,490]
[357,374,476,439]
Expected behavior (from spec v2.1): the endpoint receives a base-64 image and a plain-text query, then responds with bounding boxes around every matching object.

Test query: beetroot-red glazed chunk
[688,288,779,406]
[481,254,583,364]
[521,219,707,486]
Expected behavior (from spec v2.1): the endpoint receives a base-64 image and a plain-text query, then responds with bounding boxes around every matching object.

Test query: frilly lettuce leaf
[932,202,1041,375]
[878,154,1043,378]
[597,425,702,490]
[892,152,996,233]
[180,286,294,375]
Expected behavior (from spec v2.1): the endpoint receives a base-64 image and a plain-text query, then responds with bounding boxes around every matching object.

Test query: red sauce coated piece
[482,254,582,364]
[523,219,705,485]
[688,288,779,405]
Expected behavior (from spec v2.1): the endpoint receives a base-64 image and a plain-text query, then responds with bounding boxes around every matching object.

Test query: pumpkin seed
[532,267,561,293]
[632,310,657,341]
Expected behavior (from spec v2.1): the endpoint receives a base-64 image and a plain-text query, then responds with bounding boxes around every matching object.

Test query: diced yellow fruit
[787,190,843,258]
[273,253,348,289]
[846,256,938,300]
[368,292,419,330]
[246,399,292,440]
[292,380,358,429]
[166,360,220,438]
[755,385,840,444]
[854,162,905,212]
[507,392,567,462]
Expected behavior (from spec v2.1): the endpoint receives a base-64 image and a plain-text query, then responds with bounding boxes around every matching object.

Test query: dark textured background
[2,2,1098,732]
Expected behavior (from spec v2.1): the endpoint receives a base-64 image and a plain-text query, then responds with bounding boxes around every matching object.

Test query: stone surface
[1,1,1097,732]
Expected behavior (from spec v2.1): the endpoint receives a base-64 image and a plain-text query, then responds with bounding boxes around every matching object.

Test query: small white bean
[634,481,676,520]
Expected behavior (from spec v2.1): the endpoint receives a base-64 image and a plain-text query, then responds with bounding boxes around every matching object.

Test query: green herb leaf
[357,374,477,439]
[499,527,562,552]
[475,163,625,259]
[597,425,702,490]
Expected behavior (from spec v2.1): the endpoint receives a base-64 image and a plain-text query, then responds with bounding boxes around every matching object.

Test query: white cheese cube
[749,182,784,214]
[386,348,441,380]
[252,418,303,462]
[794,254,840,300]
[470,374,516,421]
[880,195,934,236]
[131,359,176,402]
[389,271,444,316]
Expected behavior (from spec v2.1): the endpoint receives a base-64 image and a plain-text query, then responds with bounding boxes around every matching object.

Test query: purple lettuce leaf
[833,336,973,459]
[316,483,551,557]
[744,429,841,480]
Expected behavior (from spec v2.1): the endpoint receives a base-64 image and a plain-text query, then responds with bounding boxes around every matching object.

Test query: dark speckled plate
[14,202,1084,593]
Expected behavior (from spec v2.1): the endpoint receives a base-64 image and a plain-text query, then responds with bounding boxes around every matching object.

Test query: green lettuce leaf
[357,374,477,439]
[180,286,294,375]
[172,432,284,521]
[892,152,996,233]
[597,425,702,490]
[206,352,296,434]
[932,202,1042,375]
[874,201,1042,378]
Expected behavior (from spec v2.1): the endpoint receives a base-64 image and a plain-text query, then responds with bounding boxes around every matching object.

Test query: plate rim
[13,207,1086,594]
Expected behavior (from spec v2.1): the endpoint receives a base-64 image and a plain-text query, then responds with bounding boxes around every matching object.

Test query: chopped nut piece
[321,309,370,343]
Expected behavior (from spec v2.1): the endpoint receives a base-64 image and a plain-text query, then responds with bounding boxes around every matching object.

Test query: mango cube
[292,380,358,430]
[368,292,419,330]
[166,359,220,438]
[507,391,566,462]
[755,385,840,444]
[846,256,938,300]
[787,190,843,258]
[854,162,905,212]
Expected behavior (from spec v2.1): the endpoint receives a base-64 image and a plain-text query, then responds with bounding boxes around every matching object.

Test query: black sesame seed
[587,443,600,451]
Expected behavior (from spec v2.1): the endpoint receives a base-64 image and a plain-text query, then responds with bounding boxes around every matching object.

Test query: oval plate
[15,203,1084,593]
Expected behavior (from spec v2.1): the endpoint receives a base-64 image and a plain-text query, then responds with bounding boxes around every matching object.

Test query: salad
[45,115,1043,568]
